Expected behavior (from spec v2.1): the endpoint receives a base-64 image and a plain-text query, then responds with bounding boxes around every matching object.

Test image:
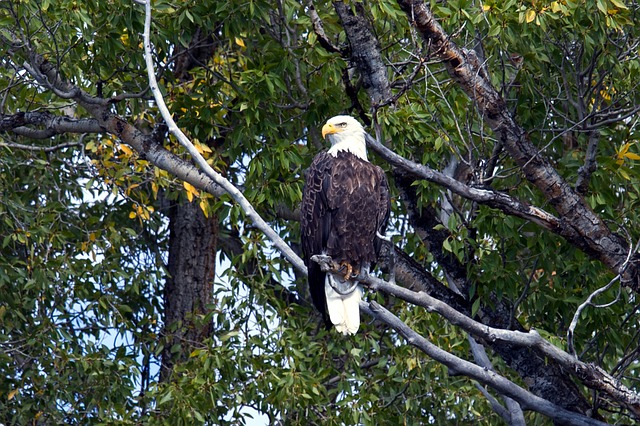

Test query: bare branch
[363,271,640,418]
[1,111,102,137]
[365,133,566,232]
[468,336,526,426]
[312,253,640,418]
[567,238,638,356]
[0,140,81,153]
[136,0,307,275]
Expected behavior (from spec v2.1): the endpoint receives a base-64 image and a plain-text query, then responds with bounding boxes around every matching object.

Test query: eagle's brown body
[301,148,390,332]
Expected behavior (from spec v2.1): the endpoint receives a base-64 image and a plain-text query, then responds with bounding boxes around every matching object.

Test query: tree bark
[160,27,218,380]
[160,199,217,380]
[333,2,393,108]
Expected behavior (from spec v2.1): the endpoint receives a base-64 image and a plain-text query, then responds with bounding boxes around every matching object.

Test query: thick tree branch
[333,2,393,108]
[306,0,342,54]
[0,111,102,136]
[378,241,468,313]
[366,133,567,233]
[363,270,640,418]
[313,254,640,419]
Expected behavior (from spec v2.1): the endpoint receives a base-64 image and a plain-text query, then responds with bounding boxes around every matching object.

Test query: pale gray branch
[137,0,306,275]
[365,133,563,231]
[356,271,640,416]
[312,254,640,418]
[468,336,526,426]
[0,140,81,152]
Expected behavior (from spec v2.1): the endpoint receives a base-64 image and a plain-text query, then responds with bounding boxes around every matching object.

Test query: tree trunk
[159,26,218,382]
[160,199,217,381]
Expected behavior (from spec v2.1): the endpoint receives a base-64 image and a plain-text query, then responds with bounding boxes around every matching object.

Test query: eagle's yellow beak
[322,123,337,139]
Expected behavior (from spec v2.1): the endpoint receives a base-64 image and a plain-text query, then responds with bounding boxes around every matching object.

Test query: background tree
[2,0,640,424]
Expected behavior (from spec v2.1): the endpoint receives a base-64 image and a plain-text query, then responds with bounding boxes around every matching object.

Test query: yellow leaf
[235,37,245,48]
[482,4,491,11]
[624,152,640,161]
[525,9,536,23]
[183,181,199,202]
[129,211,137,219]
[151,181,159,199]
[200,199,209,218]
[118,144,133,156]
[8,388,18,401]
[194,142,213,155]
[617,142,631,158]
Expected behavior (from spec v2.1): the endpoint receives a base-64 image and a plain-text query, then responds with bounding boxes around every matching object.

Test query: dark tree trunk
[160,199,217,381]
[160,27,218,381]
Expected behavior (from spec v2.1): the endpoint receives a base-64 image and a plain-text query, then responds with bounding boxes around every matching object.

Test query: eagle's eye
[338,122,347,128]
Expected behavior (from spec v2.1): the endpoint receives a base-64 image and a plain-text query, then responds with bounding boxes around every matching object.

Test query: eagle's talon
[350,267,360,279]
[339,262,353,281]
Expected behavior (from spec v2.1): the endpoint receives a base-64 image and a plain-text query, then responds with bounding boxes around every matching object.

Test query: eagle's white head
[322,115,368,161]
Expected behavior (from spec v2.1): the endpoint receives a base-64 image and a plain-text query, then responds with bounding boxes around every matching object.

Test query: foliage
[1,0,640,424]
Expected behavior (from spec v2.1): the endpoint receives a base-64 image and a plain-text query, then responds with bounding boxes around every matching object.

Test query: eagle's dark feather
[301,150,390,327]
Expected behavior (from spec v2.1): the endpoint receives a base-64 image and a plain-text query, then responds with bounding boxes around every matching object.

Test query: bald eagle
[301,116,390,334]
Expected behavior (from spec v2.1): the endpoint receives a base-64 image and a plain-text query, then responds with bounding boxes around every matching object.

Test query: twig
[567,236,639,357]
[135,0,306,275]
[0,140,81,153]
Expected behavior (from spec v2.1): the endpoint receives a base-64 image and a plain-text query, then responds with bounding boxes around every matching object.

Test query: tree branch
[365,133,567,233]
[361,300,609,426]
[312,253,640,419]
[0,140,82,153]
[468,336,526,426]
[333,1,393,108]
[306,0,342,54]
[362,271,640,418]
[575,131,600,195]
[0,111,102,136]
[140,0,307,275]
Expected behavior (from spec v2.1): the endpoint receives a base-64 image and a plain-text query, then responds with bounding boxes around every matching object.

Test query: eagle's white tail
[325,274,362,334]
